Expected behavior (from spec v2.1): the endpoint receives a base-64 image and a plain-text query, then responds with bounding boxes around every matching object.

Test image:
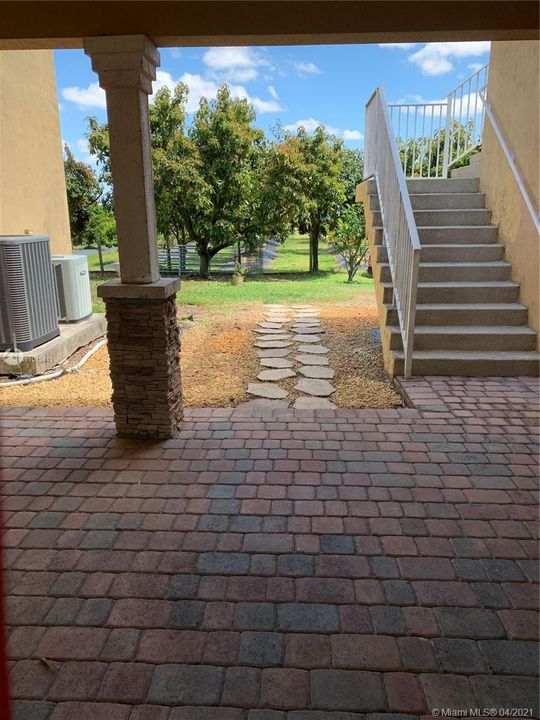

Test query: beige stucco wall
[479,40,539,344]
[0,49,71,254]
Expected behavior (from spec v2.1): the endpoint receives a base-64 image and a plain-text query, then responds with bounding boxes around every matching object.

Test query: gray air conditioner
[0,235,60,352]
[51,254,92,322]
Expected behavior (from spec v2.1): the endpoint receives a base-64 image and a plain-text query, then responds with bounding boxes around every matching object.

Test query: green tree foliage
[340,147,365,206]
[87,84,292,276]
[84,204,117,247]
[397,119,479,177]
[329,204,368,283]
[278,126,346,273]
[63,145,102,245]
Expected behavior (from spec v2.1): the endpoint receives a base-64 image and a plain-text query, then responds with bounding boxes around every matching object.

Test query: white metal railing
[479,87,540,235]
[388,64,489,178]
[365,87,421,378]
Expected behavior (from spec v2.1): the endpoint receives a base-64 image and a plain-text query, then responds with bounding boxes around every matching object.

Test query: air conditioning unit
[0,235,60,352]
[51,254,93,323]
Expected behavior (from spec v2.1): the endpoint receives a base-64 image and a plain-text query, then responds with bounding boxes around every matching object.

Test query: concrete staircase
[367,177,540,376]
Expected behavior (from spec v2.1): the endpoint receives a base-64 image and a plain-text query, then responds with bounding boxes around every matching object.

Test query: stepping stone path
[246,304,336,407]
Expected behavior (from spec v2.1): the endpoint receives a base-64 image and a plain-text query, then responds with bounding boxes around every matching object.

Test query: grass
[86,251,119,271]
[269,233,339,273]
[90,233,373,313]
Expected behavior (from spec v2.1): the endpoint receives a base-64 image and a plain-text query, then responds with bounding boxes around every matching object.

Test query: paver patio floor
[2,377,539,719]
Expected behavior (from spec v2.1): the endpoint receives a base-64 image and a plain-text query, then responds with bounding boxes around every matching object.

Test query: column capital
[84,34,159,94]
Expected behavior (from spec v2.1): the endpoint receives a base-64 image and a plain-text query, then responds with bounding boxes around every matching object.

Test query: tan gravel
[0,299,402,409]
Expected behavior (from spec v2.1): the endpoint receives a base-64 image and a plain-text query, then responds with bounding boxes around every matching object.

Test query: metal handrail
[365,87,421,378]
[479,87,540,235]
[388,64,489,179]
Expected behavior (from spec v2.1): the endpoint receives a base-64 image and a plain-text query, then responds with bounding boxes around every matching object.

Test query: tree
[340,147,365,206]
[84,204,117,247]
[330,204,368,283]
[280,126,346,273]
[63,146,101,245]
[397,119,479,177]
[86,83,276,276]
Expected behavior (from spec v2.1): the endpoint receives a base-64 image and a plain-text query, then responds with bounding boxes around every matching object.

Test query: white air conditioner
[0,235,60,351]
[51,254,93,322]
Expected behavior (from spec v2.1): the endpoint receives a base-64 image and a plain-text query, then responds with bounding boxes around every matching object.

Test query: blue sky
[55,41,490,164]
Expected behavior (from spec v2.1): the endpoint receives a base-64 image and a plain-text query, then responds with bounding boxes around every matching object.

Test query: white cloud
[268,85,279,100]
[76,138,90,154]
[408,42,490,76]
[343,129,363,141]
[293,61,321,76]
[203,46,269,70]
[467,62,485,73]
[378,43,417,49]
[152,71,282,114]
[223,67,259,82]
[61,81,106,110]
[284,118,362,142]
[168,48,182,59]
[284,118,339,135]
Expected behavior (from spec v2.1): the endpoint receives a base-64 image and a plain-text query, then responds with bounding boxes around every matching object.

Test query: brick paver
[2,376,539,717]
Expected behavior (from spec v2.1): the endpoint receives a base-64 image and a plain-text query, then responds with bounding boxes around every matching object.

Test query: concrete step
[389,325,537,352]
[373,225,499,245]
[380,261,511,283]
[386,303,529,327]
[371,192,486,211]
[416,226,499,244]
[383,281,520,304]
[372,209,491,227]
[393,349,540,377]
[406,177,480,193]
[376,244,504,264]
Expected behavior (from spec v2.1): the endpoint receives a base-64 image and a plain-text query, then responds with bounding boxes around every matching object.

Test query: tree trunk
[199,252,211,278]
[347,267,355,283]
[309,227,319,274]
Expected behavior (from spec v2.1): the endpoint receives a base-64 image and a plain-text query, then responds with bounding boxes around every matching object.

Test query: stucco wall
[0,49,71,254]
[479,40,539,343]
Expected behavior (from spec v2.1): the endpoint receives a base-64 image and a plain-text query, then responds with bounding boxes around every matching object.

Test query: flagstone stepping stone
[257,336,292,344]
[255,327,289,335]
[295,354,329,365]
[299,365,335,379]
[293,397,337,409]
[247,383,288,399]
[291,304,315,309]
[258,348,291,358]
[257,368,297,381]
[258,323,285,330]
[259,357,294,368]
[293,335,322,343]
[265,316,290,323]
[255,340,292,349]
[293,319,321,325]
[292,326,323,334]
[298,344,329,354]
[265,305,289,310]
[294,378,335,397]
[295,312,319,316]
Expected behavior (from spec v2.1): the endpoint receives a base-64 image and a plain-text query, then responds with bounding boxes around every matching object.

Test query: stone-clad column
[84,36,182,439]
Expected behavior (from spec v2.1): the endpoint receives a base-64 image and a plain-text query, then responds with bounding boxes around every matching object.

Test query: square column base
[100,280,182,440]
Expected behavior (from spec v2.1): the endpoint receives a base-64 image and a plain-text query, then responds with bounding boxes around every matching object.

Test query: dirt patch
[180,306,262,406]
[0,306,262,409]
[0,300,401,409]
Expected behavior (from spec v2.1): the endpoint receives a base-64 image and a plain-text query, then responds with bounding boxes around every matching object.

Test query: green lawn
[269,233,339,273]
[90,234,373,313]
[86,250,119,271]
